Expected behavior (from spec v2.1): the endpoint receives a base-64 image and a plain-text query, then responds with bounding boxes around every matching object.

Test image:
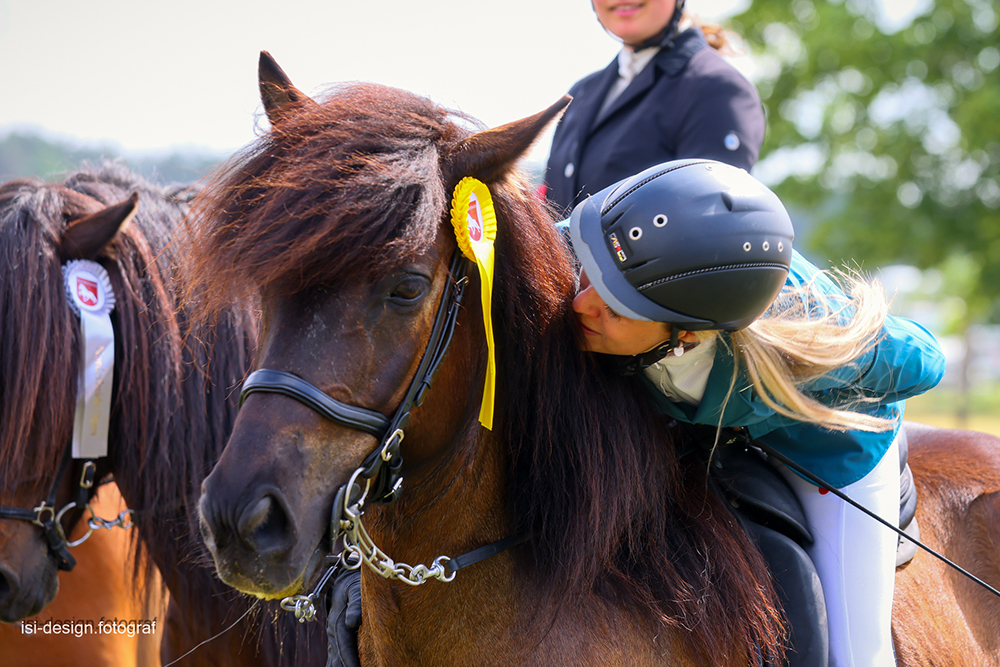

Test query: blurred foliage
[0,132,223,185]
[733,0,1000,321]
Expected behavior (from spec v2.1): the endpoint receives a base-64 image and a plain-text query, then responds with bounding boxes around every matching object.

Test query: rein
[755,438,1000,601]
[239,252,527,622]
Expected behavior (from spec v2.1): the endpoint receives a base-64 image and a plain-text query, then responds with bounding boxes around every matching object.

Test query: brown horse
[192,53,785,666]
[192,54,1000,666]
[893,422,1000,665]
[0,165,325,666]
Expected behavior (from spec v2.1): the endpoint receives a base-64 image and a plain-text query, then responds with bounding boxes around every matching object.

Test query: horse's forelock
[188,83,470,308]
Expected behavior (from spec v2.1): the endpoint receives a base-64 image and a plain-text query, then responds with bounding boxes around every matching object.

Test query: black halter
[0,446,97,572]
[240,251,471,506]
[242,249,533,610]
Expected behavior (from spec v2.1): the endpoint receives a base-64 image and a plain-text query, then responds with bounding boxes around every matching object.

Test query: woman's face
[573,270,671,356]
[592,0,678,46]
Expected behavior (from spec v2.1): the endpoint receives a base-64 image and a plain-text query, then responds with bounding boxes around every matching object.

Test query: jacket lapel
[590,30,708,135]
[579,58,620,138]
[591,57,658,131]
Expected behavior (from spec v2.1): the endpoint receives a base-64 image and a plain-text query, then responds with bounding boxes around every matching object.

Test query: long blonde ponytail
[721,270,895,432]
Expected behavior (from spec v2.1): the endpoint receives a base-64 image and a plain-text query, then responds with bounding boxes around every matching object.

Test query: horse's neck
[356,428,690,667]
[360,428,524,663]
[358,550,680,667]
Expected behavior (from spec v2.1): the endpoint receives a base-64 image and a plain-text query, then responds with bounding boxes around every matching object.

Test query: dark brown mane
[0,162,278,638]
[188,83,784,664]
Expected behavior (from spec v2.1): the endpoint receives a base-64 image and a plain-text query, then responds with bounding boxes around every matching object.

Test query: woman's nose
[572,285,601,316]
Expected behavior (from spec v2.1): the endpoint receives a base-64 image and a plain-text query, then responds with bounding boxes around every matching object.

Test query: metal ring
[115,508,135,530]
[762,241,770,251]
[653,214,667,227]
[433,556,457,582]
[57,502,96,547]
[743,242,752,252]
[343,468,371,519]
[628,227,642,241]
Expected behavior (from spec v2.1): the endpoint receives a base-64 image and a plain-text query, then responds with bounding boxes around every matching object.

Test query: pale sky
[0,0,748,162]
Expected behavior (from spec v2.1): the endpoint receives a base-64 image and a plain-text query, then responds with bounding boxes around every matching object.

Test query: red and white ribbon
[62,260,116,460]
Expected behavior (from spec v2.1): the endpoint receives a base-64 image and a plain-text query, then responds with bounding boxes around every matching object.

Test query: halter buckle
[79,461,97,489]
[31,502,57,528]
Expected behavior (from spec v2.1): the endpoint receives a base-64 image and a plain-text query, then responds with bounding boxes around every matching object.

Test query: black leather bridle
[239,252,471,507]
[241,249,532,625]
[0,447,98,572]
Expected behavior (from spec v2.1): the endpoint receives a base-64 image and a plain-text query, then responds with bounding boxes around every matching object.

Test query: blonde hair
[683,12,744,56]
[711,270,895,433]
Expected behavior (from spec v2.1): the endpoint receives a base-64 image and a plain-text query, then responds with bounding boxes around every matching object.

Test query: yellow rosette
[451,177,497,430]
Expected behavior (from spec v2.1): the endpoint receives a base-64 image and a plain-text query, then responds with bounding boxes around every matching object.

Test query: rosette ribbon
[62,260,116,459]
[451,177,497,430]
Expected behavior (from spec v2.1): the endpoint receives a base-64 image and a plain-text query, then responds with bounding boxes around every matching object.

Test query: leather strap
[443,533,530,575]
[241,369,390,439]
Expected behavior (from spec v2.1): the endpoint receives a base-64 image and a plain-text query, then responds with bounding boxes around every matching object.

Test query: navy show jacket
[545,28,766,216]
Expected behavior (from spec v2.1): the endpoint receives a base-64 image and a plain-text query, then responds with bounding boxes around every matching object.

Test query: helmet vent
[629,227,643,240]
[762,241,770,251]
[743,242,752,251]
[654,214,668,227]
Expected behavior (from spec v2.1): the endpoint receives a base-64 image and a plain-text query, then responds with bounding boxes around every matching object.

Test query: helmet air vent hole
[743,242,752,252]
[778,242,784,252]
[629,227,643,240]
[653,214,668,227]
[762,241,770,251]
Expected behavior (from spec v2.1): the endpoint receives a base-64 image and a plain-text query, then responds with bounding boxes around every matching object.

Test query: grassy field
[903,385,1000,437]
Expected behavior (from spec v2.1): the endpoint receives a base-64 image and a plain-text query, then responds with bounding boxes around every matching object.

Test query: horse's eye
[388,278,425,304]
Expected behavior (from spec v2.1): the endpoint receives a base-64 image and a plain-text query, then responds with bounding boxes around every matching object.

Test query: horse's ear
[60,192,138,260]
[445,95,572,185]
[259,50,319,125]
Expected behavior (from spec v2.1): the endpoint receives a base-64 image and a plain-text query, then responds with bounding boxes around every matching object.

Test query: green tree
[732,0,1000,308]
[731,0,999,422]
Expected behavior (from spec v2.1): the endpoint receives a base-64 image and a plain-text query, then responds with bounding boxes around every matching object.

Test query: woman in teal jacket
[568,159,945,667]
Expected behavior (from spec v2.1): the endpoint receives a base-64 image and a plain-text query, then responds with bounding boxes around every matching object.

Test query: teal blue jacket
[641,251,946,488]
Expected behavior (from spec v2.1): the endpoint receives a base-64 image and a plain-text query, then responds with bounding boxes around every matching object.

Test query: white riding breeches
[777,436,900,667]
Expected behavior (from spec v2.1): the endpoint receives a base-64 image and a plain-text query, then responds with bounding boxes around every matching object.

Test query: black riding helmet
[570,159,794,334]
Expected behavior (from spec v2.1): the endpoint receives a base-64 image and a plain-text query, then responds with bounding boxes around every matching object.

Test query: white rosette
[62,260,116,459]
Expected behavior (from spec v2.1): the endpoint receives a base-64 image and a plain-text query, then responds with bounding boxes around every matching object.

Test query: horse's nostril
[0,564,17,604]
[237,493,293,556]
